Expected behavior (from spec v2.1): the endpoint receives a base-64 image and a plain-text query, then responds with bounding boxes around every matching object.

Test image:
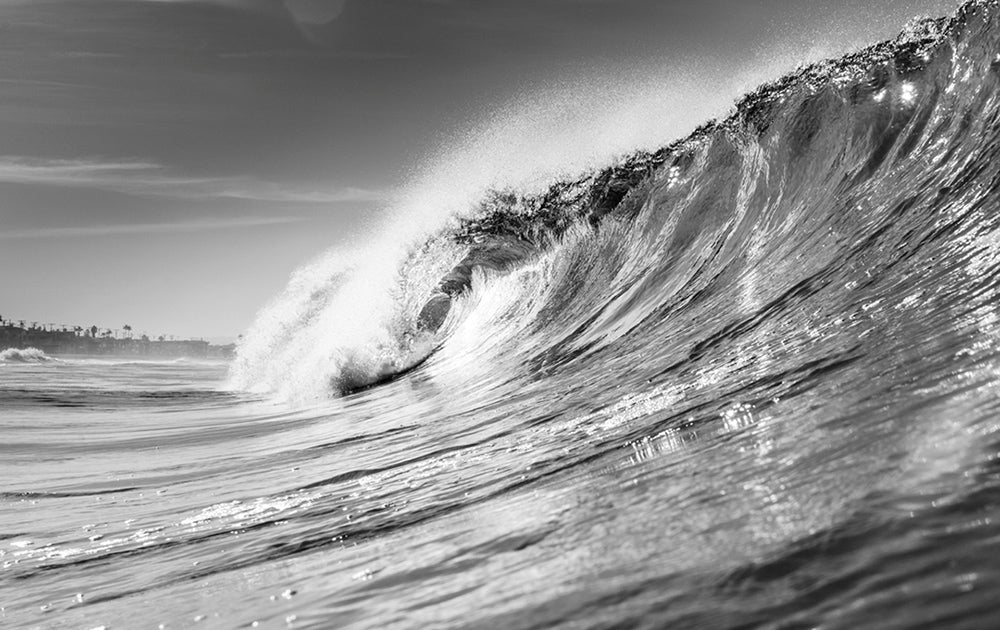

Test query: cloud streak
[132,0,346,36]
[0,216,304,240]
[0,156,387,203]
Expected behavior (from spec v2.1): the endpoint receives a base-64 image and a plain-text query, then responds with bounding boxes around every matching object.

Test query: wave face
[234,1,1000,405]
[0,347,57,363]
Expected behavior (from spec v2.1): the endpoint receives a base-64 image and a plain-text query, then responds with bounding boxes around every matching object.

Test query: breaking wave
[231,1,1000,402]
[0,347,58,364]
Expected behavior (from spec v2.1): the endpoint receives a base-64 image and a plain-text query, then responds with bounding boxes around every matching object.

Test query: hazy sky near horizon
[0,0,957,340]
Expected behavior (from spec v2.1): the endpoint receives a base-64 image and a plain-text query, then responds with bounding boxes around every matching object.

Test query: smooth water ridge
[7,2,1000,628]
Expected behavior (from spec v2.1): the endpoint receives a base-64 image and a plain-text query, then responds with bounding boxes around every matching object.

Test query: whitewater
[6,1,1000,627]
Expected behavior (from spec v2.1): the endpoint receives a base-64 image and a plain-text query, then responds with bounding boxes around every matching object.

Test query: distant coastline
[0,318,235,359]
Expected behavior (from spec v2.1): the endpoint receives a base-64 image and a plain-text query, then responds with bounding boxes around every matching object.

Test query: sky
[0,0,958,341]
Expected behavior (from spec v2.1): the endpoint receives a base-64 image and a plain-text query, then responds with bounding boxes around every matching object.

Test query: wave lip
[0,347,58,364]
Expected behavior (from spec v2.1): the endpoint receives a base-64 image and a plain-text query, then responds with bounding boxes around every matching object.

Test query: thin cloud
[284,0,345,26]
[0,216,304,240]
[0,156,388,203]
[130,0,345,36]
[0,78,102,90]
[219,50,409,60]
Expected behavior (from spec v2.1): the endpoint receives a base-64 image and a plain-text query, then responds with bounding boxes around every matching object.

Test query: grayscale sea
[6,2,1000,628]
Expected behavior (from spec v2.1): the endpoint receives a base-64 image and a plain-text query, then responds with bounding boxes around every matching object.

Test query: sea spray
[227,235,468,399]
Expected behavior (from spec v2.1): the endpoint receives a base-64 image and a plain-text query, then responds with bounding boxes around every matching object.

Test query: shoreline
[0,324,235,359]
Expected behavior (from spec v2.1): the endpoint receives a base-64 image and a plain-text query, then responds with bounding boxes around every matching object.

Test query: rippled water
[3,346,999,629]
[7,1,1000,628]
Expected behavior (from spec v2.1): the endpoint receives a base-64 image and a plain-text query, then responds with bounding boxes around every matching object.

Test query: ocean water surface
[6,1,1000,628]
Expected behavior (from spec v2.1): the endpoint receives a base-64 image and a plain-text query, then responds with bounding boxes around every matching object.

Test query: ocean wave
[232,0,1000,400]
[0,347,59,364]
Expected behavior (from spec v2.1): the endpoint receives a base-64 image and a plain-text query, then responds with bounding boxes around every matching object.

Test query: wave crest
[231,0,1000,400]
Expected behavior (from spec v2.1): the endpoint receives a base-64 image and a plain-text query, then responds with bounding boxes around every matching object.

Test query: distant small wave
[0,347,59,364]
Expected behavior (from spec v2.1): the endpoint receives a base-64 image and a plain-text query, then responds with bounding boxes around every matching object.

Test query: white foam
[0,347,58,363]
